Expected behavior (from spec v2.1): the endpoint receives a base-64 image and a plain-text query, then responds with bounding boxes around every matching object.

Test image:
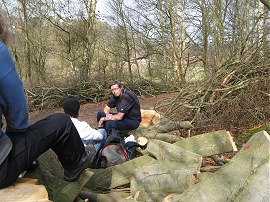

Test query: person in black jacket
[97,80,141,133]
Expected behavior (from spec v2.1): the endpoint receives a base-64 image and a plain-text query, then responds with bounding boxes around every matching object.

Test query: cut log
[196,172,213,183]
[167,130,270,202]
[174,130,237,157]
[134,117,194,143]
[147,139,202,168]
[24,149,70,200]
[137,131,183,143]
[134,127,183,143]
[234,157,270,202]
[84,155,156,190]
[200,166,221,172]
[140,109,161,126]
[53,169,94,202]
[78,190,132,202]
[130,161,197,202]
[133,115,195,143]
[0,178,51,202]
[137,117,192,133]
[152,118,192,133]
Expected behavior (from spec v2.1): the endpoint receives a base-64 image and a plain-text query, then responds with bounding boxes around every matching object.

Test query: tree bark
[54,169,94,202]
[134,117,192,143]
[234,157,270,202]
[78,190,132,202]
[173,130,237,156]
[168,130,270,202]
[0,178,50,202]
[200,166,221,172]
[260,0,270,10]
[84,155,156,190]
[130,161,197,202]
[135,131,183,143]
[147,139,202,167]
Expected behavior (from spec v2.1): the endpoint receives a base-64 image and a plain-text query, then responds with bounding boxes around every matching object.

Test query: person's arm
[98,112,124,127]
[100,103,125,122]
[104,112,125,121]
[104,105,111,116]
[72,118,103,140]
[0,43,29,133]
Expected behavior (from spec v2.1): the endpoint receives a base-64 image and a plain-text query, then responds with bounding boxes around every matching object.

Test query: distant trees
[0,0,269,89]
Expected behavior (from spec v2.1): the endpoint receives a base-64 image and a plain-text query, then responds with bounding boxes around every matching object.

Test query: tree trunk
[201,0,211,80]
[130,161,197,202]
[134,117,192,143]
[174,130,237,156]
[168,130,270,202]
[78,190,132,202]
[84,155,156,190]
[147,139,202,167]
[54,169,94,202]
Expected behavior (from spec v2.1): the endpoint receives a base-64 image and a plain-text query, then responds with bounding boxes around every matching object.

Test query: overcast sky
[96,0,109,15]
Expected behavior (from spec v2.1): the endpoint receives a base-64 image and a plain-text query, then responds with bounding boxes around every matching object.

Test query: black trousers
[0,113,85,188]
[97,111,141,133]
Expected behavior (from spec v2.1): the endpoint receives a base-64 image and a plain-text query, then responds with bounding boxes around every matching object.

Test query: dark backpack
[94,129,137,168]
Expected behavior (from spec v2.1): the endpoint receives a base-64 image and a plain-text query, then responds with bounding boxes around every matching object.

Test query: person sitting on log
[0,14,95,188]
[62,96,107,153]
[97,80,141,134]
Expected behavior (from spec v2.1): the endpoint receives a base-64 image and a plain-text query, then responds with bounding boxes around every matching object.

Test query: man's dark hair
[110,80,122,88]
[62,96,80,118]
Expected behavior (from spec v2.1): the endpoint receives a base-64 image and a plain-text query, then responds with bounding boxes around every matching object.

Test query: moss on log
[54,169,94,202]
[84,155,156,190]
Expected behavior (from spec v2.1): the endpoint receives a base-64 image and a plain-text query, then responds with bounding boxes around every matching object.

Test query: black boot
[64,145,96,182]
[26,160,39,172]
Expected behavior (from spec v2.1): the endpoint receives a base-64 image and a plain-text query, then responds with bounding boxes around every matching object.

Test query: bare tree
[108,0,134,84]
[18,0,33,85]
[259,0,270,10]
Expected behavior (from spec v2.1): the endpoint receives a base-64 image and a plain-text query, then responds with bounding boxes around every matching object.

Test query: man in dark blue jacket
[0,15,93,188]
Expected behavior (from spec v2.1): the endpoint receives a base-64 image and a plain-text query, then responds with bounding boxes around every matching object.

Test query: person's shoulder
[123,89,132,95]
[124,89,138,98]
[70,117,79,123]
[0,41,8,54]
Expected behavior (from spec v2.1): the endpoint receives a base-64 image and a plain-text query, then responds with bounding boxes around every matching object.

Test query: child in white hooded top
[62,96,107,153]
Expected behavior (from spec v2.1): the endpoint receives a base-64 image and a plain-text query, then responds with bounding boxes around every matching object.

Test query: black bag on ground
[94,129,137,168]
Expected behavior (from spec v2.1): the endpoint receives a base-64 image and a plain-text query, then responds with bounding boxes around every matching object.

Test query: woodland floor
[26,92,270,197]
[29,92,270,151]
[29,93,178,127]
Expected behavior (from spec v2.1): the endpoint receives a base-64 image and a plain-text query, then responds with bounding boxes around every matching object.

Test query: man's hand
[106,114,113,120]
[98,117,105,127]
[98,115,112,127]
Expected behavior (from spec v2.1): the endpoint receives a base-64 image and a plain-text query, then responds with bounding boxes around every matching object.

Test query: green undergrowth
[233,123,270,147]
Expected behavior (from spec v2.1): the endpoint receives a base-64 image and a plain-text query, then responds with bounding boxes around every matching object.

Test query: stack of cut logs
[1,109,269,202]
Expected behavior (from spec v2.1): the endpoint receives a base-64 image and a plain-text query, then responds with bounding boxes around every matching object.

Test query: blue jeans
[97,111,141,133]
[88,128,107,153]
